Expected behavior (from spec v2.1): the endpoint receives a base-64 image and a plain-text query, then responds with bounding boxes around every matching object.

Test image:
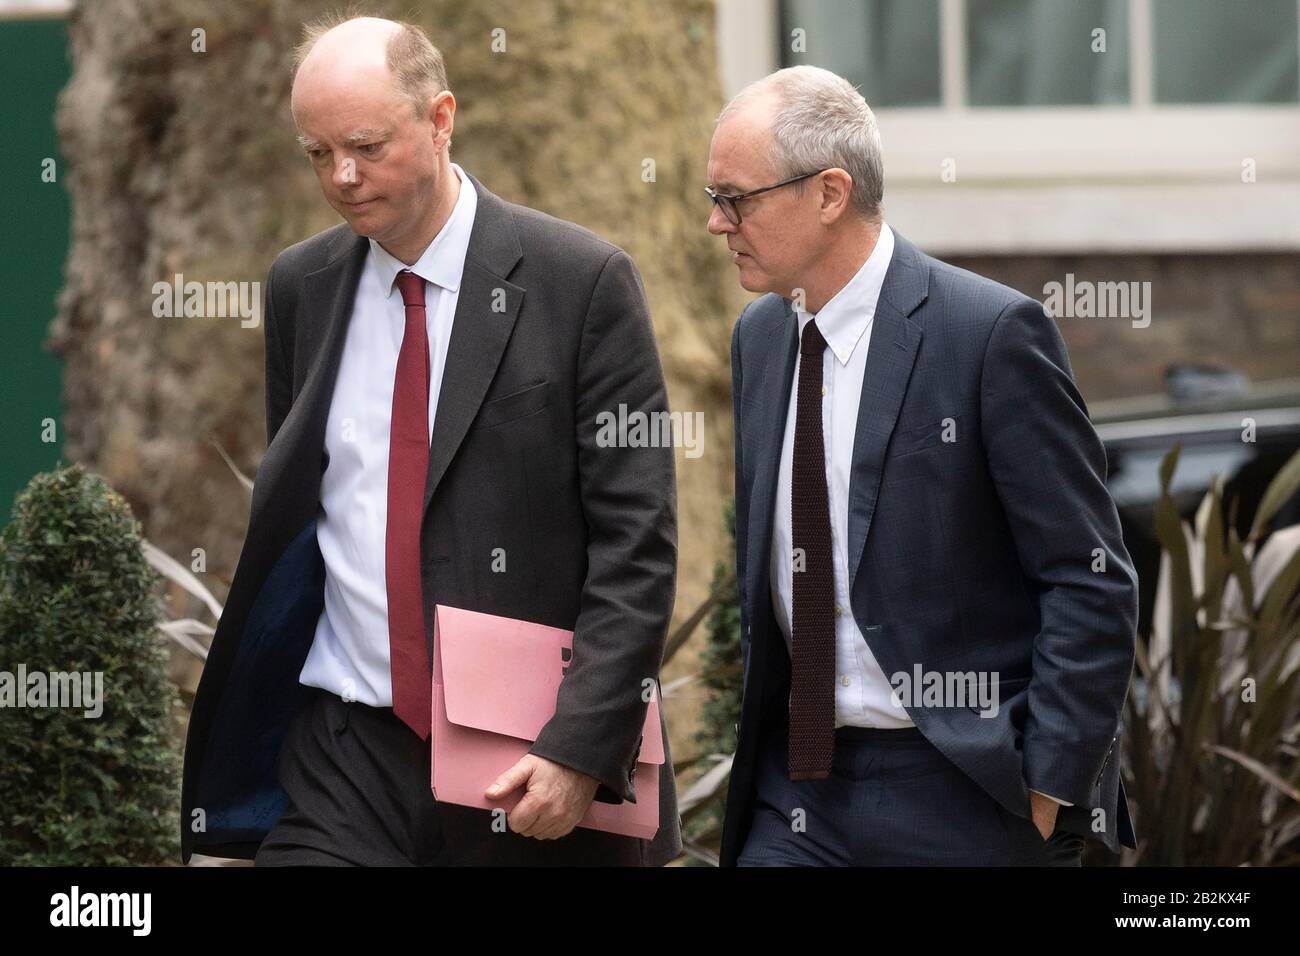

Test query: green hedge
[0,464,180,865]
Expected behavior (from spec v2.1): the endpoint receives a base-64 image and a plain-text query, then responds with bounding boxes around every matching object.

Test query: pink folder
[430,604,664,840]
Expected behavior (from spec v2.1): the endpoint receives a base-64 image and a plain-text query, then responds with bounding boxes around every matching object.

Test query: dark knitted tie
[789,319,836,780]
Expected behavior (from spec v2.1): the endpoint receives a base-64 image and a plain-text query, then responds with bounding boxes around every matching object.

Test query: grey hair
[718,66,884,220]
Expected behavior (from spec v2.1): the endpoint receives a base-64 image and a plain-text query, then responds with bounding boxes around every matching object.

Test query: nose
[332,156,359,190]
[708,203,736,236]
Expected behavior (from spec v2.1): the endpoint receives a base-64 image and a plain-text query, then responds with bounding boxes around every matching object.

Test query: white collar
[368,162,478,296]
[795,222,895,366]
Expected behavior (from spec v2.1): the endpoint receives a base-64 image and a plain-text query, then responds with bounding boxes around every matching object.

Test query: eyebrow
[342,128,390,145]
[296,128,391,151]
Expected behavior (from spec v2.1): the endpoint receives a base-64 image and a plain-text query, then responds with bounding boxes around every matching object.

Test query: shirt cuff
[1030,788,1074,807]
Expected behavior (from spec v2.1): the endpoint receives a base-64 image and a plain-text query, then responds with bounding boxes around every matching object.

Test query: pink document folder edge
[429,604,662,840]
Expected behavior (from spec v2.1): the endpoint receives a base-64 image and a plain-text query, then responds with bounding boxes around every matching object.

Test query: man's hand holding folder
[486,755,601,840]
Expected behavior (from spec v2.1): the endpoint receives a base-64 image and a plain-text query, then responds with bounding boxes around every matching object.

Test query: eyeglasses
[704,170,826,225]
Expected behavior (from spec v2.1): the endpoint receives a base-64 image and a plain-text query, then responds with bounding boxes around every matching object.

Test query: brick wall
[945,252,1300,402]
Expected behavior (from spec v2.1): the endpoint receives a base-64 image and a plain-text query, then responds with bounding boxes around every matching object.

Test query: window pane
[967,0,1130,105]
[1154,0,1299,104]
[780,0,941,107]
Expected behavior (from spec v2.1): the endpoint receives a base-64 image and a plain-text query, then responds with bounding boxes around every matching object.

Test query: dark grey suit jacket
[180,172,681,866]
[720,229,1139,865]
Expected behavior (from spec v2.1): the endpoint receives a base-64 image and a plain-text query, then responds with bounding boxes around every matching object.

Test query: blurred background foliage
[1113,445,1300,865]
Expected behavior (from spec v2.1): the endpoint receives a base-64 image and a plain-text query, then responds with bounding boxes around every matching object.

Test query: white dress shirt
[298,163,478,707]
[768,223,908,729]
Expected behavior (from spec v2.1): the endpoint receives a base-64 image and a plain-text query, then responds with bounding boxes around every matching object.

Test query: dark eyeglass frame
[704,169,826,225]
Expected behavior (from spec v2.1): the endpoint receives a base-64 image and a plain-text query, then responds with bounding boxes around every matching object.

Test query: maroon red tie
[387,269,432,740]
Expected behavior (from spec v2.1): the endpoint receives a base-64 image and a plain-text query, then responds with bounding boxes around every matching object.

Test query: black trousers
[254,686,641,866]
[737,722,1085,867]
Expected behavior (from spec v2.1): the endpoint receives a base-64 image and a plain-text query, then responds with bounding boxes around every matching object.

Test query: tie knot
[395,270,425,308]
[800,319,827,356]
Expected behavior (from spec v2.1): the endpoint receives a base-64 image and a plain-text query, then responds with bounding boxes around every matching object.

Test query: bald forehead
[292,17,400,104]
[300,16,401,68]
[293,56,394,109]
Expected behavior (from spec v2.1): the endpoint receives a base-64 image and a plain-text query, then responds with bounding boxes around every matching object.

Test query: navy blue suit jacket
[720,229,1138,865]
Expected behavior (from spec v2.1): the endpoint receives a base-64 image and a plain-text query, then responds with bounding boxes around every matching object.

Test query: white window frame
[716,0,1300,254]
[0,0,73,18]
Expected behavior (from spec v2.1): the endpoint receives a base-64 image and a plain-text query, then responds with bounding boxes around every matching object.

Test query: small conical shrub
[0,464,181,865]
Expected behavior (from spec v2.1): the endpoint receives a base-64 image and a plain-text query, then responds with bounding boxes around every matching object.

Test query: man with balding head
[712,66,1138,866]
[180,15,680,866]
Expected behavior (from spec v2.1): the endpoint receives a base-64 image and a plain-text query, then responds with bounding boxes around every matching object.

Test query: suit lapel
[745,302,799,624]
[421,174,524,521]
[297,230,370,444]
[263,227,369,535]
[847,231,928,588]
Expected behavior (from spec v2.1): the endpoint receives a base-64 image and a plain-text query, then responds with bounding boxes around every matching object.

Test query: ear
[817,168,854,225]
[430,90,457,151]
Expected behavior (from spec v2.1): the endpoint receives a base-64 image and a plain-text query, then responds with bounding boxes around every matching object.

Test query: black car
[1092,368,1300,636]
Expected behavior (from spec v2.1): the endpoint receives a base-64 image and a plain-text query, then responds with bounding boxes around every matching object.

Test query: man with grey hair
[180,14,680,866]
[712,66,1138,866]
